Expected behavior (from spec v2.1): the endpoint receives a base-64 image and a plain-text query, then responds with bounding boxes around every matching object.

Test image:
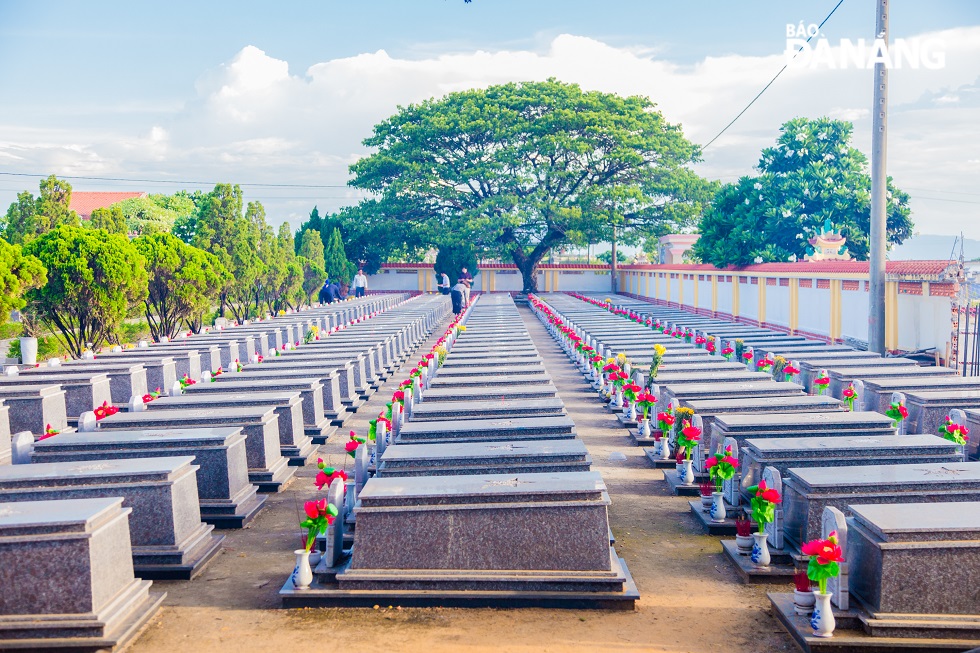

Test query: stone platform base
[250,457,297,493]
[721,539,796,584]
[615,414,637,428]
[201,486,267,529]
[134,529,225,581]
[687,500,740,535]
[282,554,639,610]
[663,472,701,496]
[642,449,677,468]
[0,589,165,653]
[329,411,353,428]
[769,592,980,652]
[283,437,319,466]
[308,423,336,445]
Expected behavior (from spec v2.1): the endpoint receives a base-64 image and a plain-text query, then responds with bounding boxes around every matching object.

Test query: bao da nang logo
[786,23,946,69]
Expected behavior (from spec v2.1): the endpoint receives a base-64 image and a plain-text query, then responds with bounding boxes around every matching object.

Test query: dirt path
[129,305,793,653]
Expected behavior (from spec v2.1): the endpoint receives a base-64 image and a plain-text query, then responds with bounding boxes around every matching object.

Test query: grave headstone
[762,466,783,549]
[822,506,848,610]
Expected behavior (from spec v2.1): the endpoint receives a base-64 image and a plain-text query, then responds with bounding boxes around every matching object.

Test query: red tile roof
[69,192,146,220]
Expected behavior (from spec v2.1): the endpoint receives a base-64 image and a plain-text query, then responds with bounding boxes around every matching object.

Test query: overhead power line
[701,0,846,151]
[0,171,351,189]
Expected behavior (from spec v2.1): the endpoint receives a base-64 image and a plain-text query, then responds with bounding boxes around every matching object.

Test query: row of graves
[530,292,980,653]
[280,293,640,609]
[0,291,453,652]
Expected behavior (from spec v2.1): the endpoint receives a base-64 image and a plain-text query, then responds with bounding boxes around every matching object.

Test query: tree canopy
[89,205,127,235]
[693,117,913,267]
[135,232,230,340]
[2,175,80,245]
[0,239,47,328]
[347,78,705,291]
[24,225,148,356]
[323,227,354,285]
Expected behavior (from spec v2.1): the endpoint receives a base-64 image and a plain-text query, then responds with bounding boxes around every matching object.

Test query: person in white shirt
[353,269,368,297]
[436,271,451,295]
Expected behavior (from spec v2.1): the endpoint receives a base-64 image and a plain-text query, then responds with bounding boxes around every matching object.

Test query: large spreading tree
[24,225,148,356]
[135,232,230,340]
[693,117,913,267]
[348,79,704,292]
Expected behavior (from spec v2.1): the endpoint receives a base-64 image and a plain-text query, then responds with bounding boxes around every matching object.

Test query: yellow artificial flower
[458,325,467,332]
[616,353,627,365]
[653,344,666,356]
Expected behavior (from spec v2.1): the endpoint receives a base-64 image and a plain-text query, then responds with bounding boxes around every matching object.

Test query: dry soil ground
[129,306,795,653]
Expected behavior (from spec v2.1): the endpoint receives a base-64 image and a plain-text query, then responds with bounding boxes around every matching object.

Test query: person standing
[459,266,473,305]
[450,280,466,315]
[353,268,368,298]
[437,270,451,295]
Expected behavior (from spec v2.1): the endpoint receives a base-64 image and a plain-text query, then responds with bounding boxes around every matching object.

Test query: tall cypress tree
[323,227,353,285]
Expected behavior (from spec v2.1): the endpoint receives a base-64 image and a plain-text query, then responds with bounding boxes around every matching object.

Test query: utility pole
[610,225,619,294]
[868,0,889,354]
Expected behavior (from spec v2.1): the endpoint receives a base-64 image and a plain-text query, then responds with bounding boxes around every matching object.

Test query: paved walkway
[130,303,792,653]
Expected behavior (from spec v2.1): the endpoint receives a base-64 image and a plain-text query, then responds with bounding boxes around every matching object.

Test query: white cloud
[0,28,978,236]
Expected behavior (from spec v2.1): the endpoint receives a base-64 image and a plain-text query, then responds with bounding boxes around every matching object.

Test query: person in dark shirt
[327,281,342,303]
[318,279,331,304]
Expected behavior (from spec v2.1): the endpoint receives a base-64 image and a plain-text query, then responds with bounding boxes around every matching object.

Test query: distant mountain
[888,234,980,261]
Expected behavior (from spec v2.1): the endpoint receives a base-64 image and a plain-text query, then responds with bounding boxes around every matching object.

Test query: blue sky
[1,0,978,240]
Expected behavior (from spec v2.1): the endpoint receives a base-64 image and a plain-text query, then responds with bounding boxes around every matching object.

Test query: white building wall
[766,284,790,329]
[716,280,733,315]
[798,284,831,337]
[740,280,759,324]
[840,287,869,343]
[897,294,952,353]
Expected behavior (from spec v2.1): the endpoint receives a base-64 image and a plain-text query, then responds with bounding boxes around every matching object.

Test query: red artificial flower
[656,412,675,426]
[705,455,719,468]
[801,532,844,565]
[755,480,782,504]
[783,365,800,375]
[344,440,360,454]
[842,387,855,399]
[141,394,154,403]
[681,425,701,441]
[899,404,909,418]
[742,352,753,360]
[392,390,405,402]
[813,376,830,386]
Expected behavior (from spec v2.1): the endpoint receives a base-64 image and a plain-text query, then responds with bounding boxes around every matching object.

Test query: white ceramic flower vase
[612,390,623,408]
[625,403,636,420]
[680,458,695,485]
[750,532,771,568]
[660,436,672,460]
[710,491,727,522]
[638,419,651,437]
[292,549,313,589]
[810,592,836,638]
